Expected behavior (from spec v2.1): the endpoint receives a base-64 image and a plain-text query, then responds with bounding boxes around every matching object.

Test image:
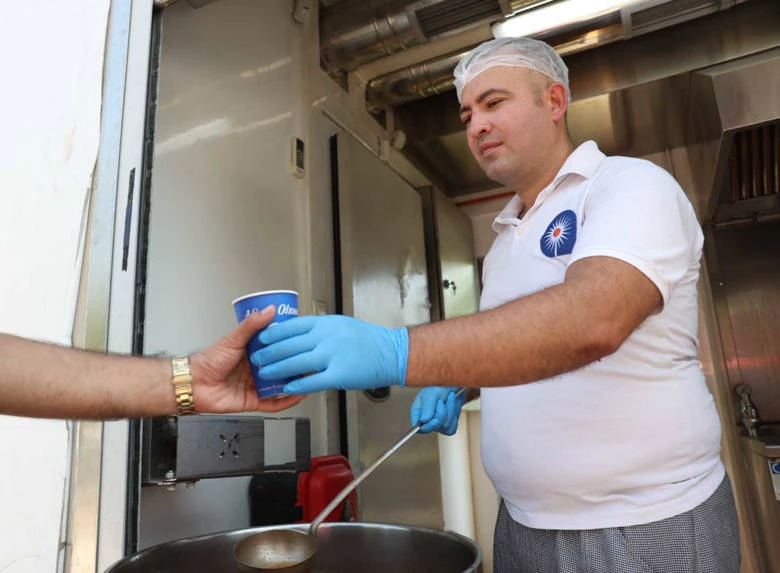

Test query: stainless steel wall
[138,0,327,548]
[334,129,443,528]
[707,225,780,422]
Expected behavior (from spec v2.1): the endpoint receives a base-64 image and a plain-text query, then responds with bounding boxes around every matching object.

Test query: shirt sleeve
[568,160,703,305]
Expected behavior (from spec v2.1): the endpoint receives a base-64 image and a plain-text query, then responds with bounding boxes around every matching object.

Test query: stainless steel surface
[64,1,135,571]
[142,416,311,485]
[234,529,317,573]
[106,522,482,572]
[390,0,780,197]
[705,221,780,571]
[492,0,627,48]
[435,190,480,319]
[330,0,725,84]
[688,46,780,221]
[366,48,466,113]
[234,418,446,571]
[696,258,767,573]
[320,0,518,74]
[364,0,748,112]
[707,225,780,422]
[334,131,443,527]
[695,49,780,135]
[138,0,321,548]
[420,186,479,321]
[321,0,424,74]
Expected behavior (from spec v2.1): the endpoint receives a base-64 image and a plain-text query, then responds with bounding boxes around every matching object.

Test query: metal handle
[309,387,467,535]
[310,424,420,534]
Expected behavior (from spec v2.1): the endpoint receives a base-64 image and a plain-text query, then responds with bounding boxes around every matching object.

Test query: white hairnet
[453,37,570,103]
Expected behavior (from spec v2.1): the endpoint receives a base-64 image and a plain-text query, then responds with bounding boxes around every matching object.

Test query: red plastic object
[297,455,359,523]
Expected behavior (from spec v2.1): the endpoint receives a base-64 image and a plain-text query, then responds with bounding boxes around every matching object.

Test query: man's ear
[547,82,568,122]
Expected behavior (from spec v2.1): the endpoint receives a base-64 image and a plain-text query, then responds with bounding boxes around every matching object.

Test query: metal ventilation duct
[416,0,503,37]
[727,126,779,204]
[364,0,742,112]
[628,0,735,35]
[320,0,545,74]
[690,46,780,227]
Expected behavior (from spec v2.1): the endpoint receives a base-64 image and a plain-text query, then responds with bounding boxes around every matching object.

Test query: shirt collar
[491,140,605,233]
[552,140,605,182]
[491,194,524,231]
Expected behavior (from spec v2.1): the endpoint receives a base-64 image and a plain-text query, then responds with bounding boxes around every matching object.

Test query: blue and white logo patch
[540,210,577,257]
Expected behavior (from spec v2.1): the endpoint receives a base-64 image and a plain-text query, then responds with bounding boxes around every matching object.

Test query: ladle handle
[309,388,467,535]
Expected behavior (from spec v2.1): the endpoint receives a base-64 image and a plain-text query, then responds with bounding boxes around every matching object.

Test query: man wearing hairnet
[254,37,739,572]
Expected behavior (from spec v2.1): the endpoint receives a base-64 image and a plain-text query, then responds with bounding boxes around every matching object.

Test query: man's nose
[467,112,490,139]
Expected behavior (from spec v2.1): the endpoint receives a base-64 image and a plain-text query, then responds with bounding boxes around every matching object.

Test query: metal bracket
[141,415,311,485]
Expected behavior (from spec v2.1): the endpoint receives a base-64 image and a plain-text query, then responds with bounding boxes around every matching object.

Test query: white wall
[0,1,109,571]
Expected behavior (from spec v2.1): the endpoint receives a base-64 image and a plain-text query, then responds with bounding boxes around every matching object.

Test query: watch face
[172,356,191,377]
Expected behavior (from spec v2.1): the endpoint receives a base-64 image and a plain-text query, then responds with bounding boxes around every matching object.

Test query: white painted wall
[0,1,109,571]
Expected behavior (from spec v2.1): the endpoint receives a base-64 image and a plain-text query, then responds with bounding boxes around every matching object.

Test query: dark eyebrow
[459,88,511,115]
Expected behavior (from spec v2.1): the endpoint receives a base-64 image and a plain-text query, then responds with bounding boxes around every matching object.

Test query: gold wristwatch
[171,356,196,415]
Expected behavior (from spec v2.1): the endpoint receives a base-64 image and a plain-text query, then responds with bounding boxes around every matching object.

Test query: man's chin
[483,164,514,187]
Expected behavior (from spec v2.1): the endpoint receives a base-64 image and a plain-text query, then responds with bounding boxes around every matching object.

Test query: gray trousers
[494,475,740,573]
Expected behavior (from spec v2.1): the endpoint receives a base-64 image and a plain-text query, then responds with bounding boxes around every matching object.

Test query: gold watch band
[171,356,195,415]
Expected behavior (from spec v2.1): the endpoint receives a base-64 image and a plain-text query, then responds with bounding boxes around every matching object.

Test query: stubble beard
[482,155,523,188]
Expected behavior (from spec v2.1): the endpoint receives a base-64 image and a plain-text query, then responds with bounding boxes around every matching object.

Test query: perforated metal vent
[416,0,503,39]
[629,0,721,35]
[728,123,780,202]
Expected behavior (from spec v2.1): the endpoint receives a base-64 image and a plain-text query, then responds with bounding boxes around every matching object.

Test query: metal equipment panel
[334,132,444,527]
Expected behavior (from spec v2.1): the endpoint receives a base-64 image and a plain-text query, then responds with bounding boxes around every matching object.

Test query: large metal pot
[106,522,482,572]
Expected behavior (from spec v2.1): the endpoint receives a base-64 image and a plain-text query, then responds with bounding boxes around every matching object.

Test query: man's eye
[486,99,502,108]
[460,115,471,125]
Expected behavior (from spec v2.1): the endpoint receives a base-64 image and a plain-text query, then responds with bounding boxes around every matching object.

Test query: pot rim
[108,521,482,573]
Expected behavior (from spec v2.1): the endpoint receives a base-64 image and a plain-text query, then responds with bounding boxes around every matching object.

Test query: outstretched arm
[0,306,303,419]
[255,255,661,392]
[405,255,661,387]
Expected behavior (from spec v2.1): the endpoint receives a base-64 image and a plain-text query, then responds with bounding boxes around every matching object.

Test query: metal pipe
[320,0,555,74]
[365,8,623,111]
[365,0,757,112]
[320,0,435,74]
[366,49,466,112]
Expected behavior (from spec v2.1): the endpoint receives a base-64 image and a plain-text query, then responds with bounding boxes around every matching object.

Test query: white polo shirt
[479,141,724,530]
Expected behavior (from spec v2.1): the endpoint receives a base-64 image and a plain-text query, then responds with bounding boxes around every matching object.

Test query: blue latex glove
[410,387,466,435]
[251,315,409,394]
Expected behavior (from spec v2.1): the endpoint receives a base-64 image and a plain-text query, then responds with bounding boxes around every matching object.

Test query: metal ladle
[234,389,466,572]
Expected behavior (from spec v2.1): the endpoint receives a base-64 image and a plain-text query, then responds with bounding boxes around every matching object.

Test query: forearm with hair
[405,257,661,389]
[406,283,608,388]
[0,333,175,419]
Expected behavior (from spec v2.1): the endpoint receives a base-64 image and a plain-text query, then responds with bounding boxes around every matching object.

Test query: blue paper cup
[232,290,299,398]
